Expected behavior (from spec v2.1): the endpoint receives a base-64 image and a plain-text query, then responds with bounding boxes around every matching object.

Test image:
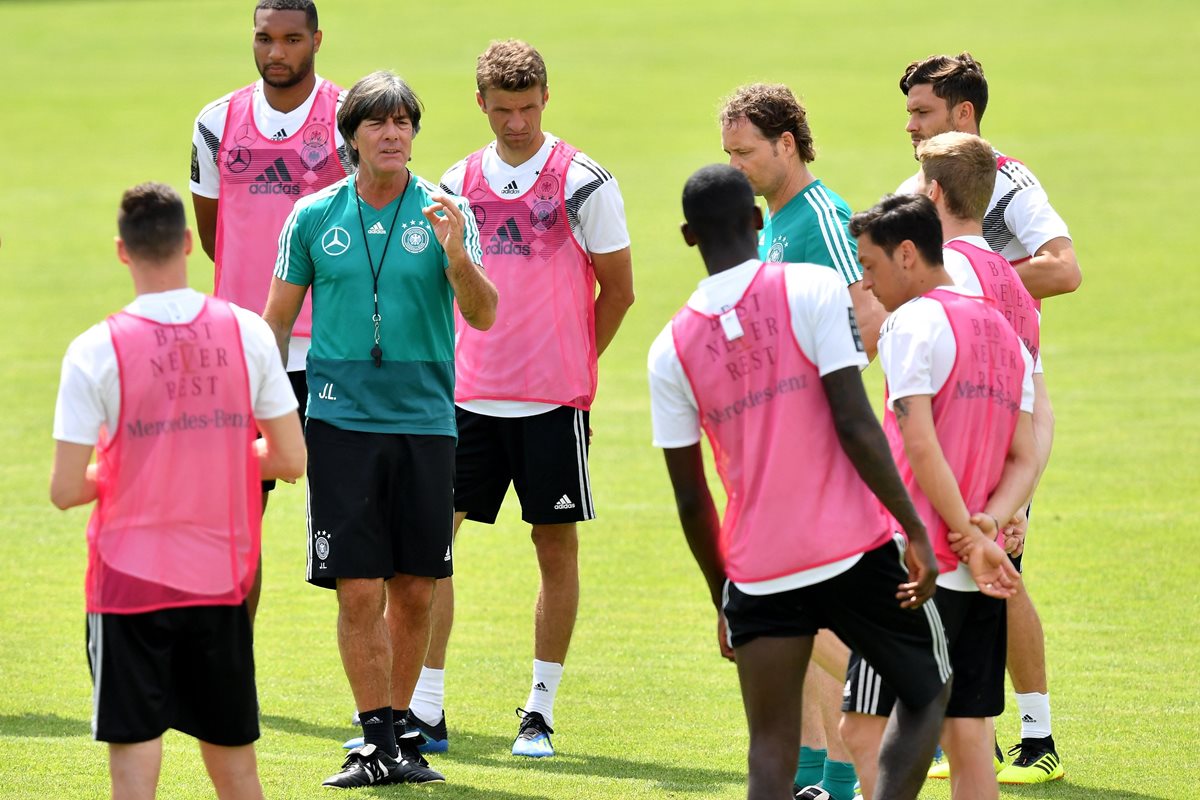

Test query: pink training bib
[86,298,261,613]
[454,140,597,409]
[884,289,1026,573]
[673,263,892,583]
[945,239,1040,363]
[215,81,345,334]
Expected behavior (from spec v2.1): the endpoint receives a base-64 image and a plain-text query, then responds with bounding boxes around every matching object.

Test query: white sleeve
[439,159,467,196]
[1020,343,1035,413]
[52,325,117,446]
[233,307,299,420]
[577,178,631,255]
[785,266,868,376]
[190,100,230,199]
[943,249,983,295]
[1005,181,1071,256]
[648,323,701,448]
[896,172,920,195]
[879,300,954,407]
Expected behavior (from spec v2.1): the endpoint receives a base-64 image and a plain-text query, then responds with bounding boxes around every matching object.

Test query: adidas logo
[250,157,300,195]
[533,681,548,692]
[501,180,520,194]
[272,127,288,140]
[1021,714,1036,723]
[486,217,530,255]
[554,495,575,510]
[443,546,452,562]
[367,221,387,235]
[363,716,383,725]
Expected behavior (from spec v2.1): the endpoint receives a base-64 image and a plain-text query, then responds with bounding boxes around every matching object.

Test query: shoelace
[515,706,554,735]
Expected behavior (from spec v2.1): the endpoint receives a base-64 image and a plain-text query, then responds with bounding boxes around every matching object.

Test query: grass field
[1,1,1198,797]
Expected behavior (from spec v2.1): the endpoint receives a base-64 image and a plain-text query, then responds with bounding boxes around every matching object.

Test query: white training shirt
[878,283,1035,592]
[190,77,350,199]
[942,235,1043,375]
[648,260,870,594]
[441,133,631,418]
[898,149,1071,264]
[53,288,298,446]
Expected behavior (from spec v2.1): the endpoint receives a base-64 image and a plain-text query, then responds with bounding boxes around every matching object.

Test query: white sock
[1015,691,1052,739]
[523,659,564,727]
[410,667,445,725]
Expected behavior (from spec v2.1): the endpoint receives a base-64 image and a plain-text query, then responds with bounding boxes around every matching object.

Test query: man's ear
[681,222,698,248]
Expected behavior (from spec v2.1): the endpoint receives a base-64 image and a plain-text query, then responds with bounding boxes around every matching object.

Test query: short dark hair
[720,83,816,163]
[900,52,988,124]
[848,194,943,266]
[118,183,187,262]
[337,71,423,166]
[476,39,548,95]
[682,164,757,244]
[254,0,318,32]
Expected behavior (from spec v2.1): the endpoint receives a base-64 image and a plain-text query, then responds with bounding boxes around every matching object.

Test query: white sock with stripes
[523,660,563,728]
[1015,691,1052,739]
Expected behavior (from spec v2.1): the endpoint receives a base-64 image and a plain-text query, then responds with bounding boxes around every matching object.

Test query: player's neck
[911,266,955,298]
[765,165,815,215]
[262,72,317,114]
[494,131,546,169]
[355,166,411,209]
[941,216,984,242]
[702,244,758,276]
[130,261,189,295]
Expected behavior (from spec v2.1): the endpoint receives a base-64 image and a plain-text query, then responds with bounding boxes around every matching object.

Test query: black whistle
[371,345,383,368]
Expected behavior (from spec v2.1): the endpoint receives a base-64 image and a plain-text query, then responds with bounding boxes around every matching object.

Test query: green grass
[1,0,1198,797]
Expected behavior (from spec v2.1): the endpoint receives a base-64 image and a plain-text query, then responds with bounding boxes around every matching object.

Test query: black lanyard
[354,171,409,367]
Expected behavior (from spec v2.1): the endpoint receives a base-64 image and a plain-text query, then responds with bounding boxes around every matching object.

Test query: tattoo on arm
[893,397,909,421]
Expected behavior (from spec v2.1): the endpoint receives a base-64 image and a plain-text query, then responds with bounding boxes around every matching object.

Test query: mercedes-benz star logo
[321,226,351,256]
[226,147,251,174]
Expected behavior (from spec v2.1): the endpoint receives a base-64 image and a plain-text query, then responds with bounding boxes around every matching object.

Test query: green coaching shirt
[758,179,861,286]
[275,173,483,436]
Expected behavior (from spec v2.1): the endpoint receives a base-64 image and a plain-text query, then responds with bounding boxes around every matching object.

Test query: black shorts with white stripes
[845,585,1006,718]
[723,537,950,710]
[454,405,594,525]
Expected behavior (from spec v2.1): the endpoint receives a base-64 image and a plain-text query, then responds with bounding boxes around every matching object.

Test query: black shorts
[261,370,308,493]
[305,419,454,588]
[86,605,258,746]
[454,405,594,525]
[723,537,950,710]
[845,585,1007,718]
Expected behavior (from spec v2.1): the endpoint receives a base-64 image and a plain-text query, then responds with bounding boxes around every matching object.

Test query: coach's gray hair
[337,70,424,166]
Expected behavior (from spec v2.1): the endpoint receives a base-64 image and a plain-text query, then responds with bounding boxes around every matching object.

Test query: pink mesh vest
[672,263,892,583]
[454,141,597,408]
[883,289,1026,573]
[86,298,262,613]
[945,239,1040,363]
[215,81,345,334]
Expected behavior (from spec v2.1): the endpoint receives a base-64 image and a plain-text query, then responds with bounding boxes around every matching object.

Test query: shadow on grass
[259,717,740,794]
[0,713,90,738]
[437,730,741,793]
[1000,785,1171,800]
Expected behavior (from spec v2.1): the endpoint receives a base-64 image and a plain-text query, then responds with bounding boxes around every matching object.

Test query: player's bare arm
[1015,236,1081,299]
[424,194,497,331]
[50,441,98,510]
[847,281,886,360]
[662,443,733,660]
[591,246,635,357]
[261,278,308,367]
[977,411,1039,538]
[191,194,219,262]
[255,411,306,482]
[820,367,937,607]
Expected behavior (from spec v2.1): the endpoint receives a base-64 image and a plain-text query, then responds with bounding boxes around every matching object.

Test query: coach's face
[350,110,415,175]
[904,84,958,156]
[722,118,789,199]
[253,8,320,90]
[856,236,910,312]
